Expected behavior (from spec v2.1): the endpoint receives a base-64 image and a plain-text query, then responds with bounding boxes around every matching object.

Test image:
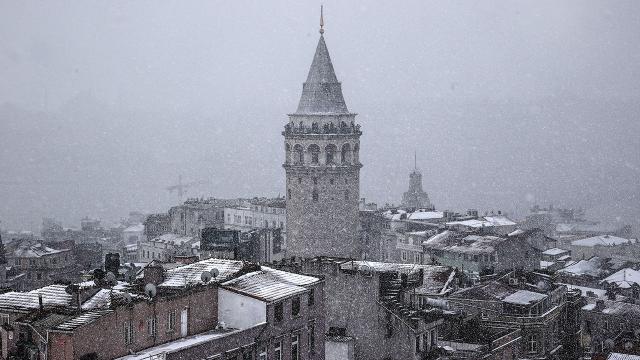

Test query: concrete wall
[218,288,266,329]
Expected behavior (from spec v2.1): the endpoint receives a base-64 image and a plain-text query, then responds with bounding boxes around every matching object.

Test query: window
[309,321,315,354]
[329,178,334,185]
[312,177,318,185]
[422,333,429,351]
[168,310,176,330]
[243,351,252,360]
[308,289,315,307]
[274,340,282,360]
[123,320,133,345]
[275,302,283,322]
[430,329,436,346]
[415,335,421,352]
[344,190,349,200]
[147,317,157,337]
[258,347,267,360]
[298,177,302,184]
[0,314,9,325]
[309,144,320,164]
[527,334,537,353]
[288,189,291,199]
[291,334,299,360]
[312,191,319,202]
[325,144,336,164]
[36,273,42,280]
[401,251,407,261]
[292,296,301,316]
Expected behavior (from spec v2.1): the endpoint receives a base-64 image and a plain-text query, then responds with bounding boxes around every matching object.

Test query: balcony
[283,123,362,136]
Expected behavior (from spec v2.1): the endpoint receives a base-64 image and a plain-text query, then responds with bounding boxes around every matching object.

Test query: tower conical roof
[295,35,349,114]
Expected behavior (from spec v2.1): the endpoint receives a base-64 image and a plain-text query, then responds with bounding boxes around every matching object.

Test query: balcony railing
[283,123,362,135]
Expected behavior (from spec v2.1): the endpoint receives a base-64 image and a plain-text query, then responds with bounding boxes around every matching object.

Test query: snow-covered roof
[408,211,443,221]
[149,233,196,246]
[222,267,319,302]
[124,243,138,250]
[540,261,555,269]
[159,258,245,288]
[558,257,605,277]
[13,243,68,258]
[423,232,509,255]
[447,216,516,228]
[561,283,607,299]
[502,290,547,305]
[340,260,424,275]
[571,235,635,247]
[52,309,113,331]
[542,248,569,256]
[608,353,640,360]
[0,285,72,312]
[601,268,640,289]
[123,224,144,233]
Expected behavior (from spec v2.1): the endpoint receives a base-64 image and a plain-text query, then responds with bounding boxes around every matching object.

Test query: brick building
[0,257,324,360]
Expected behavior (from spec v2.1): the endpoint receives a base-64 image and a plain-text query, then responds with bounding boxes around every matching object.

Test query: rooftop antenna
[319,5,324,35]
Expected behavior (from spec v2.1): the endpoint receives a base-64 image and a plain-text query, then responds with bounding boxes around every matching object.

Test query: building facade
[283,28,363,259]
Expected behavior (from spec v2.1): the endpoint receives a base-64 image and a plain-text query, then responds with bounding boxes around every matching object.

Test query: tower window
[293,144,304,164]
[312,191,319,202]
[325,144,337,164]
[344,179,348,184]
[288,189,291,199]
[330,179,334,185]
[308,144,320,164]
[345,190,349,200]
[298,177,302,184]
[312,177,318,185]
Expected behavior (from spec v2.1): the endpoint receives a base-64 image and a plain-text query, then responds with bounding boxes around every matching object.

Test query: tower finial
[414,150,417,171]
[319,5,324,35]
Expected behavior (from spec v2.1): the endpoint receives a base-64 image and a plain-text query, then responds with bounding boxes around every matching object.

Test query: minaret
[283,9,362,259]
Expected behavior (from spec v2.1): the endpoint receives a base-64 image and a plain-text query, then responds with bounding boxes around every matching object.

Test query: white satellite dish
[144,283,157,298]
[122,292,133,303]
[201,271,212,283]
[210,268,220,279]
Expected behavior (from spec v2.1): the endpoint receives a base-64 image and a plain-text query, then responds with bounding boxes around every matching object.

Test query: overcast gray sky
[1,1,639,232]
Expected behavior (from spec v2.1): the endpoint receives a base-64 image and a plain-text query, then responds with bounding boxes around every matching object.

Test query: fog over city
[1,1,639,232]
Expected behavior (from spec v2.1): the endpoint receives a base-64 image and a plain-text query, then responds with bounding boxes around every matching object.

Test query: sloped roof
[542,248,569,256]
[123,224,144,233]
[558,257,606,277]
[221,267,319,302]
[601,268,640,289]
[150,233,196,246]
[52,309,113,332]
[13,243,68,258]
[608,353,640,360]
[159,258,245,288]
[571,235,635,247]
[502,290,547,305]
[0,284,72,312]
[295,35,349,114]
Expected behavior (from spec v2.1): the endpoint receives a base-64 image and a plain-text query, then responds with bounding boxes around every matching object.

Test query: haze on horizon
[1,1,639,233]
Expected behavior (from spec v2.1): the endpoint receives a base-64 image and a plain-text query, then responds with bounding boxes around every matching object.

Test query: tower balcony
[283,123,362,136]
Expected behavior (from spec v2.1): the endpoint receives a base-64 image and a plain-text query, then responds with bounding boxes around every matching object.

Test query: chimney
[143,264,165,285]
[38,294,43,311]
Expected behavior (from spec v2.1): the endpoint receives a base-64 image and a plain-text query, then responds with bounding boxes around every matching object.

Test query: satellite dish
[122,292,133,303]
[144,283,157,298]
[201,271,212,283]
[210,268,220,279]
[124,272,133,283]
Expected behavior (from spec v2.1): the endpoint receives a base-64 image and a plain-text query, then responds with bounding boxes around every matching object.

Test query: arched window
[311,122,319,133]
[325,144,337,164]
[344,190,349,200]
[312,190,319,202]
[341,143,351,164]
[308,144,320,164]
[340,121,347,133]
[285,143,291,164]
[293,144,304,164]
[287,189,291,199]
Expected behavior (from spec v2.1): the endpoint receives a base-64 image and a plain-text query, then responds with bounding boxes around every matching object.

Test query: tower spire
[319,5,324,35]
[414,151,417,171]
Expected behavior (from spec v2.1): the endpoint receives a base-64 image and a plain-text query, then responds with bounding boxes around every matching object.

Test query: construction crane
[166,175,206,201]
